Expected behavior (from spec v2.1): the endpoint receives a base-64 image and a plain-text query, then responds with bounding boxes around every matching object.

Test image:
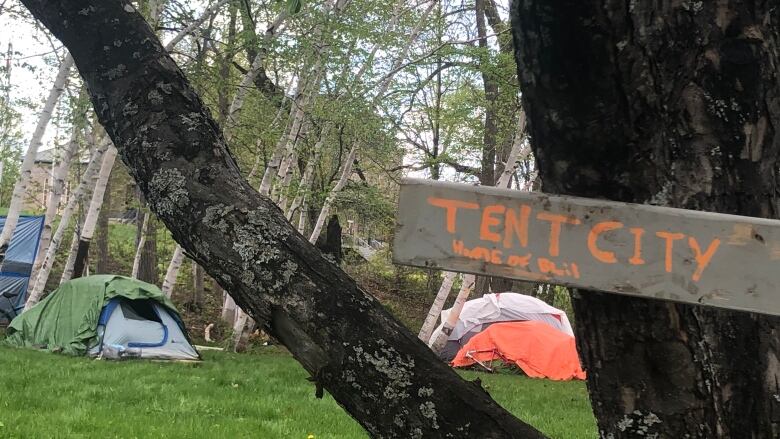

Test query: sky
[2,3,68,154]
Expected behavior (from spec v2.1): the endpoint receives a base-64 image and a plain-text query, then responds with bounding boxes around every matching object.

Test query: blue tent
[0,216,45,323]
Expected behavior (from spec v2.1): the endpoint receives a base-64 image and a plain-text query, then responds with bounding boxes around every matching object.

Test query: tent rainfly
[434,292,574,361]
[5,275,199,360]
[0,215,44,324]
[434,292,584,380]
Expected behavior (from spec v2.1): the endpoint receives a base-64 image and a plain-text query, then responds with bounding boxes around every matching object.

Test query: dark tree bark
[20,1,545,437]
[512,1,780,437]
[315,214,343,264]
[476,0,498,188]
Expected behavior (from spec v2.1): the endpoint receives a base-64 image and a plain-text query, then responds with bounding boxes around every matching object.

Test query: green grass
[0,345,596,438]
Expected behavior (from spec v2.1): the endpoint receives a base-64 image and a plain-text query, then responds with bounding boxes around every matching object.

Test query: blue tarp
[0,216,44,323]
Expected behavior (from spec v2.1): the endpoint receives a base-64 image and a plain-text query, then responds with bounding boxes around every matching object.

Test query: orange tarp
[451,321,586,381]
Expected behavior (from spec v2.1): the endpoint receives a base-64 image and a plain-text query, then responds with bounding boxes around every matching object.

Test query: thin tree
[29,115,83,282]
[25,138,109,308]
[66,145,117,281]
[130,210,150,278]
[0,54,73,253]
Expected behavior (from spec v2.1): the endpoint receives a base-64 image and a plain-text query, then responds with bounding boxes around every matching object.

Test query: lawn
[0,345,596,438]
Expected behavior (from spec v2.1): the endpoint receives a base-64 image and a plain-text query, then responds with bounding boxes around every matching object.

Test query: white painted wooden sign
[393,178,780,316]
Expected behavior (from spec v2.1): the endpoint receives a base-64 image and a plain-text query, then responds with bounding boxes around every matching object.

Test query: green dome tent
[5,275,199,360]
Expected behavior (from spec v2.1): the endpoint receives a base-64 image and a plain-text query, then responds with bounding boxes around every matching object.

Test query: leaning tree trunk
[161,244,184,298]
[193,262,204,308]
[25,139,109,308]
[30,122,81,282]
[511,1,780,437]
[131,210,150,278]
[19,1,546,437]
[137,212,158,284]
[308,145,356,243]
[0,54,73,251]
[68,145,117,281]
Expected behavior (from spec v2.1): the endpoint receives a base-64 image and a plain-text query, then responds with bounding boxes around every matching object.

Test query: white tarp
[436,292,574,342]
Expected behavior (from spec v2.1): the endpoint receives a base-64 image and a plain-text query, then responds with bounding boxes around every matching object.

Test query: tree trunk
[137,213,158,284]
[26,139,109,308]
[131,210,150,278]
[221,291,237,323]
[0,54,73,252]
[224,10,289,135]
[95,162,111,273]
[30,121,81,281]
[162,0,230,51]
[511,1,780,436]
[21,1,546,436]
[193,262,204,308]
[69,145,117,280]
[286,125,330,220]
[418,272,457,342]
[429,274,476,353]
[161,244,184,298]
[309,145,356,243]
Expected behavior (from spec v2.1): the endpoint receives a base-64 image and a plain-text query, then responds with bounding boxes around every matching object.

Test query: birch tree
[25,139,109,309]
[130,211,151,278]
[29,119,82,282]
[307,0,437,244]
[0,54,74,253]
[66,145,118,281]
[161,244,184,298]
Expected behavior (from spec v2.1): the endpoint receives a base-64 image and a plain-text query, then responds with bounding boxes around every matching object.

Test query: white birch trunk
[161,244,184,298]
[308,145,356,243]
[286,126,330,220]
[495,110,527,188]
[59,219,83,285]
[417,272,458,342]
[231,310,250,351]
[260,65,323,195]
[163,0,231,51]
[221,291,237,322]
[61,145,117,283]
[428,274,476,353]
[274,150,297,211]
[297,196,308,234]
[131,211,151,278]
[29,125,81,282]
[247,96,289,183]
[0,54,74,250]
[25,139,109,309]
[224,10,290,135]
[79,146,117,242]
[305,1,436,244]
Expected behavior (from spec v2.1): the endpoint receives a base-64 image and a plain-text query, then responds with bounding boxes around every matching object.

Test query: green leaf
[286,0,302,14]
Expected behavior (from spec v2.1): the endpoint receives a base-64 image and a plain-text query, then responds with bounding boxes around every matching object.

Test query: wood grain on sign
[393,178,780,316]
